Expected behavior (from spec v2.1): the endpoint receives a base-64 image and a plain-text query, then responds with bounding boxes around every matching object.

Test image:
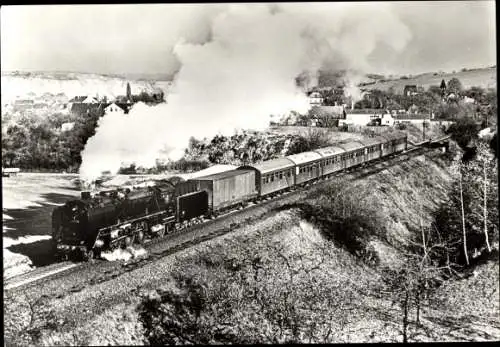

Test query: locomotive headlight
[110,229,119,239]
[95,239,104,248]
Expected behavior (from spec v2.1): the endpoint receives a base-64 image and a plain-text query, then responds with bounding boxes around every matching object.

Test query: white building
[463,96,475,104]
[381,113,395,126]
[60,122,75,132]
[340,109,388,126]
[104,103,126,115]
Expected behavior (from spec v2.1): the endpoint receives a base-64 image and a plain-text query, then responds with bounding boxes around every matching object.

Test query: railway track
[4,141,446,292]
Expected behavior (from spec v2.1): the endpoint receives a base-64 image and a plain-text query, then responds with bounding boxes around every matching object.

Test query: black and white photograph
[2,1,498,344]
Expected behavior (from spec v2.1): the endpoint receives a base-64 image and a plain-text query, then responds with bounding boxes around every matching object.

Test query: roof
[358,136,386,147]
[286,151,323,165]
[3,168,20,173]
[14,99,34,104]
[69,96,87,102]
[337,141,365,152]
[241,157,295,175]
[309,105,345,117]
[394,114,431,120]
[309,91,322,98]
[82,96,99,104]
[70,102,103,114]
[313,146,346,158]
[105,102,128,112]
[346,109,388,115]
[190,169,253,181]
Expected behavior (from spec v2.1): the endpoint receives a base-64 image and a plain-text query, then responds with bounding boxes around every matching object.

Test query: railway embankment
[4,148,499,345]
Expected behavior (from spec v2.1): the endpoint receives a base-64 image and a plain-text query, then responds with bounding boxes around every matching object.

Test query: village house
[308,105,346,127]
[12,99,34,112]
[308,91,324,106]
[104,102,130,115]
[340,108,389,126]
[403,85,419,96]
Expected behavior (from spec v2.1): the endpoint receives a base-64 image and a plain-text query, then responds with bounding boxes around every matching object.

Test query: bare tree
[384,224,454,343]
[458,169,470,265]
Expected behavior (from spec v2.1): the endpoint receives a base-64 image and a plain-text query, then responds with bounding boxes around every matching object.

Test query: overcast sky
[1,2,496,76]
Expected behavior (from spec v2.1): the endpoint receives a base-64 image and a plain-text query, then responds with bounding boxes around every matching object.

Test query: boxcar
[286,151,323,185]
[188,169,258,214]
[337,141,367,169]
[239,157,295,197]
[314,146,346,177]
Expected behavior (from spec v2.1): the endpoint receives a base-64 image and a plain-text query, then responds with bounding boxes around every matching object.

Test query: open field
[362,67,496,93]
[2,174,81,278]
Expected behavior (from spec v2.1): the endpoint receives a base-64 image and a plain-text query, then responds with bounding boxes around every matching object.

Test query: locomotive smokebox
[81,191,91,200]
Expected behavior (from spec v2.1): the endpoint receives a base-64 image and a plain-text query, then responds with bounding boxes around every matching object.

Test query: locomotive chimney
[81,191,91,200]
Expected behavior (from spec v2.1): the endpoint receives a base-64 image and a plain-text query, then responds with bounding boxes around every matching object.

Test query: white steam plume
[80,3,411,182]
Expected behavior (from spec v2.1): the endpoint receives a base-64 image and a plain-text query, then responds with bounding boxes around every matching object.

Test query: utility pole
[423,114,426,141]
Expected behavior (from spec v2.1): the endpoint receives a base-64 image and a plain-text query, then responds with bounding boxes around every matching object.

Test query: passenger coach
[337,141,367,169]
[313,145,346,177]
[358,136,385,162]
[239,157,295,197]
[286,151,323,185]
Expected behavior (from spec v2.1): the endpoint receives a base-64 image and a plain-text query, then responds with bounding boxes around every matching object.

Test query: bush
[286,129,331,155]
[157,159,210,173]
[445,117,480,150]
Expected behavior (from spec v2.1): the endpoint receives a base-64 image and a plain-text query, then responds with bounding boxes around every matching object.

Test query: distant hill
[1,71,173,102]
[361,66,496,94]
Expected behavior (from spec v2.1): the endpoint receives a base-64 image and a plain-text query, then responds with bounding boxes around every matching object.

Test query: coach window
[279,172,283,179]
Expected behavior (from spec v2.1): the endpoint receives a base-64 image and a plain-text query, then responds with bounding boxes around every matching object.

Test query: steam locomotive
[52,132,407,260]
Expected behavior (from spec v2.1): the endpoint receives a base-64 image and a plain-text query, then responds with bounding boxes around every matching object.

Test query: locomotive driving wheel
[124,236,134,248]
[83,249,95,262]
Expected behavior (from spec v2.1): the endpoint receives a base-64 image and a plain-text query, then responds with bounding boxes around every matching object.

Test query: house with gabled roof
[104,102,129,115]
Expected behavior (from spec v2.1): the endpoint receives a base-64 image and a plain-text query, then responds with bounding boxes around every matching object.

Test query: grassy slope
[362,67,497,93]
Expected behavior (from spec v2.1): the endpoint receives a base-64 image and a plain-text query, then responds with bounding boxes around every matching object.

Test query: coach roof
[191,169,253,181]
[286,151,323,166]
[313,146,346,158]
[337,141,365,152]
[241,157,295,175]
